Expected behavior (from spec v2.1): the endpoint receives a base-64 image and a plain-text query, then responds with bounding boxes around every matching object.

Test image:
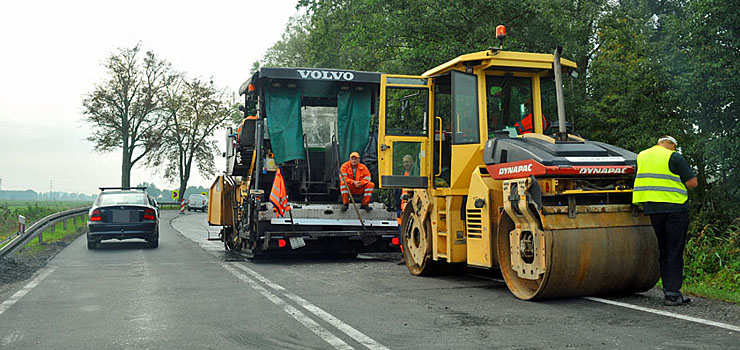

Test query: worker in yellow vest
[633,135,698,306]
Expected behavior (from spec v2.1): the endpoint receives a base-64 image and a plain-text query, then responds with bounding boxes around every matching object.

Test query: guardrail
[0,207,90,259]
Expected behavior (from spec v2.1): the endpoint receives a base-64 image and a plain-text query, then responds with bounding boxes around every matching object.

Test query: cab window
[540,75,556,134]
[486,75,533,137]
[451,71,479,144]
[384,87,428,136]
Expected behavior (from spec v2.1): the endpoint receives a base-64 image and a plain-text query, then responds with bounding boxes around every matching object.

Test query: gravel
[0,233,80,301]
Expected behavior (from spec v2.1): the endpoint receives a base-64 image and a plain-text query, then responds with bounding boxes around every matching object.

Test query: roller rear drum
[497,214,660,300]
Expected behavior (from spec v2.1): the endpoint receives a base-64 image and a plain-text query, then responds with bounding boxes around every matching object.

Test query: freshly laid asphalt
[0,211,737,349]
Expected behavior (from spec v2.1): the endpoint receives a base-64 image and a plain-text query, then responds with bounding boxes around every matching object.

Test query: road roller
[375,28,659,300]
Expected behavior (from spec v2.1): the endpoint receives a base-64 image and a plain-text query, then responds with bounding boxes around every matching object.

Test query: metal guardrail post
[19,215,26,233]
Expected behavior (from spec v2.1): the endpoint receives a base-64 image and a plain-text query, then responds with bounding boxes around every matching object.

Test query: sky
[0,0,300,195]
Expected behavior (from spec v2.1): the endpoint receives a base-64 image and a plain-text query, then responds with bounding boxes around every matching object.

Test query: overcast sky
[0,0,300,195]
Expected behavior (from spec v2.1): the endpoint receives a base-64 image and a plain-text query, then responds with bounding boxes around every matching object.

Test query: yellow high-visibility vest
[632,145,688,204]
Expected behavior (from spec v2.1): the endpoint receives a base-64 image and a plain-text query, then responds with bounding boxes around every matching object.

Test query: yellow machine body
[379,49,659,299]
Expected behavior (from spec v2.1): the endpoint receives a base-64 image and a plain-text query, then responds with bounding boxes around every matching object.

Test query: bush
[684,214,740,295]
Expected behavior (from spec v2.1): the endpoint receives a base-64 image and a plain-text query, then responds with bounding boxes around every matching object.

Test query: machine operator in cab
[487,79,546,137]
[514,100,548,134]
[340,152,374,211]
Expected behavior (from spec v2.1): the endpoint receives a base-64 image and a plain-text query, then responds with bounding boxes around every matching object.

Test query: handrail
[435,116,443,176]
[0,207,90,258]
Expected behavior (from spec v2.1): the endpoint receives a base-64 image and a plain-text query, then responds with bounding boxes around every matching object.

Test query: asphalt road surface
[0,211,738,349]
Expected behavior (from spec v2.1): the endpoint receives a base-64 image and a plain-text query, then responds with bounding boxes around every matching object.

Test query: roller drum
[499,223,660,300]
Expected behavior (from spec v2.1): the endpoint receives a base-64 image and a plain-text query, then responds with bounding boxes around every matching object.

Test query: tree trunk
[122,148,131,188]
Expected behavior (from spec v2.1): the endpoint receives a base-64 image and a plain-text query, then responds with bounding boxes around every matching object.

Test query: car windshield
[98,193,148,206]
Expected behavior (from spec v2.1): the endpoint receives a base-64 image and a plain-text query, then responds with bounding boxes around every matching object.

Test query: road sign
[171,190,179,200]
[201,192,207,196]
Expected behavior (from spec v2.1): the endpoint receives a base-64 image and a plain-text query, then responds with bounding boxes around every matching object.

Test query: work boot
[360,205,373,211]
[341,203,349,212]
[664,294,692,306]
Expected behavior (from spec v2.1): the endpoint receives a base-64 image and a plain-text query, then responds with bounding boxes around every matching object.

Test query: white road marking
[583,297,740,333]
[222,264,353,350]
[232,263,286,291]
[0,267,56,317]
[228,263,390,350]
[174,215,390,349]
[284,292,391,350]
[468,274,740,333]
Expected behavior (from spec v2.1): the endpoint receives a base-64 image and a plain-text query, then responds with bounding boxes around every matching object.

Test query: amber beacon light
[496,25,506,40]
[496,25,507,49]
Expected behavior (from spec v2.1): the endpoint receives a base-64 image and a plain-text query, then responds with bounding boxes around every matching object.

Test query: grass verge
[19,216,88,255]
[682,219,740,304]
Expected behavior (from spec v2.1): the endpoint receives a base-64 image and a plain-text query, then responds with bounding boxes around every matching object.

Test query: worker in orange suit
[340,151,374,211]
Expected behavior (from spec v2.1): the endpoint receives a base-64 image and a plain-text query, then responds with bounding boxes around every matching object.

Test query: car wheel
[148,239,159,249]
[87,241,97,249]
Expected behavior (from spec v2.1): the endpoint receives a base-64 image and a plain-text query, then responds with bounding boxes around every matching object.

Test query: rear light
[392,237,400,245]
[143,208,156,221]
[278,239,287,248]
[90,209,102,221]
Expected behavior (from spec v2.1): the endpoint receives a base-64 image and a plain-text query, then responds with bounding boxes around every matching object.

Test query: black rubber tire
[401,201,440,276]
[148,239,159,249]
[87,241,97,249]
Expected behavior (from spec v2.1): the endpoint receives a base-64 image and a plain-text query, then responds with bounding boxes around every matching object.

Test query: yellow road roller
[376,31,659,300]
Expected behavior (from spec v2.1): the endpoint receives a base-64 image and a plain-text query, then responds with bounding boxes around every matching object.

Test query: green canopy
[265,86,305,164]
[337,89,371,161]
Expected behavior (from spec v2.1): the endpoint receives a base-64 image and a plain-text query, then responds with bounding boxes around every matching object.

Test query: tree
[260,14,312,68]
[82,44,173,188]
[662,0,740,223]
[148,77,234,201]
[579,2,681,151]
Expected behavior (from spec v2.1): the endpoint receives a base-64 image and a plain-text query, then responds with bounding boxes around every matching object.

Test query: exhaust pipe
[553,47,567,142]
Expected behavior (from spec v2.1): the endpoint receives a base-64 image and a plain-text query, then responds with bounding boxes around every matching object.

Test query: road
[0,211,738,349]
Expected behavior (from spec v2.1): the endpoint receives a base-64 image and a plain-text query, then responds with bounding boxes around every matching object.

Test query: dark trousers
[649,211,690,295]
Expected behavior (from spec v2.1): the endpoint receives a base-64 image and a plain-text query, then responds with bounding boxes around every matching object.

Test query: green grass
[656,278,740,304]
[681,219,740,304]
[683,282,740,304]
[159,205,181,210]
[20,215,88,255]
[1,201,91,241]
